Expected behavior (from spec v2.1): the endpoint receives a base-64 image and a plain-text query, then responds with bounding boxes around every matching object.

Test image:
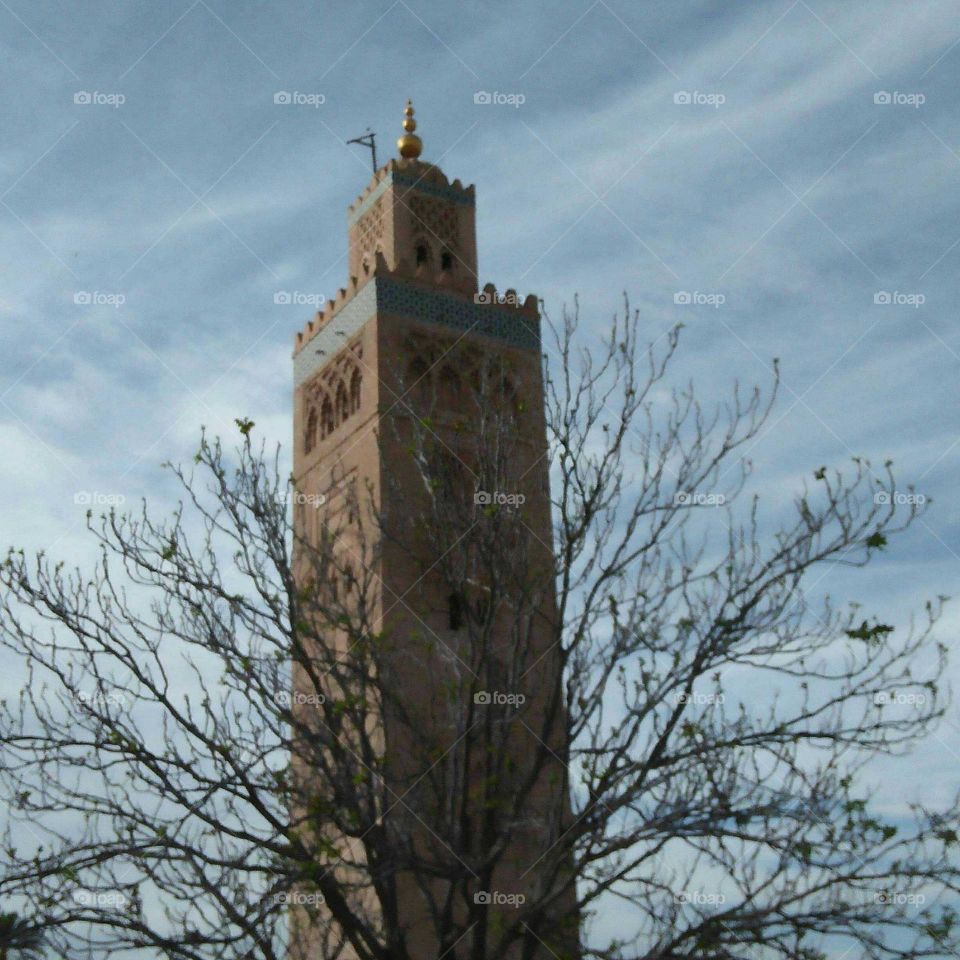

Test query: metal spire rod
[346,129,378,173]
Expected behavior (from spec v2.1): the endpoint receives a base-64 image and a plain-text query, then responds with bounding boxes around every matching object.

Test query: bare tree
[0,911,45,960]
[0,302,956,960]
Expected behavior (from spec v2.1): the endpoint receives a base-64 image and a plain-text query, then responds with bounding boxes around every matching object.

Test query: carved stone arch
[437,364,461,407]
[414,237,432,266]
[405,355,432,409]
[335,379,349,425]
[304,405,318,454]
[349,367,362,414]
[320,394,335,439]
[406,355,427,377]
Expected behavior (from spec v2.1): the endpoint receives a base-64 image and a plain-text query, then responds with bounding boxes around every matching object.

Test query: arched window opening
[416,242,430,266]
[305,407,318,453]
[407,356,428,381]
[448,592,464,631]
[438,365,461,406]
[349,369,362,414]
[335,381,349,425]
[406,356,432,407]
[440,250,453,271]
[320,396,335,439]
[501,376,520,417]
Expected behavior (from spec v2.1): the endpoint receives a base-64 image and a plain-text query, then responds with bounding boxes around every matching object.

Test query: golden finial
[397,99,422,160]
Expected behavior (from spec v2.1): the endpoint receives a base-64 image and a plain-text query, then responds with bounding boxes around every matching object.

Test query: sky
[1,0,959,953]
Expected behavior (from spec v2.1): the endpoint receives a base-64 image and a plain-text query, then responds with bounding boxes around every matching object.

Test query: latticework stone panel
[355,200,386,266]
[408,193,459,246]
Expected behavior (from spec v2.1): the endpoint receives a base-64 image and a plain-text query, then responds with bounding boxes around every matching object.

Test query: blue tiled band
[294,278,539,387]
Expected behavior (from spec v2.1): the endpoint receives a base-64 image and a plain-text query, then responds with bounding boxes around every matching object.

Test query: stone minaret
[290,102,578,960]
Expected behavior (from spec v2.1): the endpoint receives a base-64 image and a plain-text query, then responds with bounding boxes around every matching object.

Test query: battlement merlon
[347,157,476,226]
[292,255,541,371]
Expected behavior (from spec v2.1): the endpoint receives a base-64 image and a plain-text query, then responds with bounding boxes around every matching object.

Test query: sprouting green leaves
[865,531,887,550]
[845,620,894,644]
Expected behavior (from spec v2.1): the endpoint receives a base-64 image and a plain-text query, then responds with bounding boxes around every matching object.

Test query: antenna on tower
[347,129,378,173]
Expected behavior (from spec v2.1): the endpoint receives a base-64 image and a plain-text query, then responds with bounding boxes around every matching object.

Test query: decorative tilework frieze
[392,174,474,207]
[378,280,539,351]
[294,278,539,387]
[348,171,475,226]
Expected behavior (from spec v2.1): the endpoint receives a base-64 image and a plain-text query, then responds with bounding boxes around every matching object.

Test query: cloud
[0,1,957,954]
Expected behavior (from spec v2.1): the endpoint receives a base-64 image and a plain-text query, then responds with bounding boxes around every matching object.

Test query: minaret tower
[291,102,578,960]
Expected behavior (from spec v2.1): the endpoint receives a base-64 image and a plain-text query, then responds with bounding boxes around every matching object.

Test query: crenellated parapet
[347,158,475,226]
[292,271,364,353]
[293,253,538,360]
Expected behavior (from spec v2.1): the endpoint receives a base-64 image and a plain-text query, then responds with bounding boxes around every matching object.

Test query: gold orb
[397,132,422,159]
